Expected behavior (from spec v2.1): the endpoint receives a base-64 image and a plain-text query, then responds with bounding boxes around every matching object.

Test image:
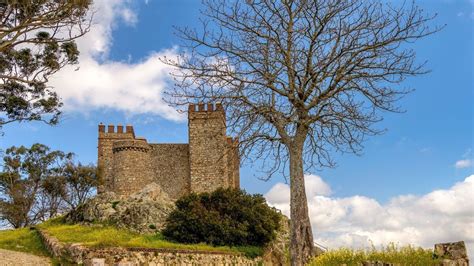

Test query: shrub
[162,188,281,247]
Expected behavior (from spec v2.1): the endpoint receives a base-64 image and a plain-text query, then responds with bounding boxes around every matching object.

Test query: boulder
[262,214,326,266]
[262,214,290,265]
[434,241,469,266]
[66,183,174,233]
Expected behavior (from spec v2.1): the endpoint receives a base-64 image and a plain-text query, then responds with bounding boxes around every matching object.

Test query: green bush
[162,188,281,247]
[309,243,439,266]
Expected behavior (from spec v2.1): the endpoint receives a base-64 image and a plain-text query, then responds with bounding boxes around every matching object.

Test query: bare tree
[0,0,91,132]
[162,0,441,264]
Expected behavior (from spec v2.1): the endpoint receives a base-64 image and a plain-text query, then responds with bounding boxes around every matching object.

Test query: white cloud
[119,8,138,26]
[265,174,474,258]
[49,0,183,121]
[455,159,472,169]
[265,174,332,205]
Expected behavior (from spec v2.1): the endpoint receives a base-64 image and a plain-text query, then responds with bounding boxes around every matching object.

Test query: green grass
[309,243,439,266]
[37,217,262,258]
[0,227,50,257]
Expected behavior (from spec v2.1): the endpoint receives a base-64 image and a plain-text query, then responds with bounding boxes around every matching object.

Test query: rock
[262,213,326,266]
[66,183,174,233]
[129,183,172,202]
[262,214,290,265]
[434,241,469,266]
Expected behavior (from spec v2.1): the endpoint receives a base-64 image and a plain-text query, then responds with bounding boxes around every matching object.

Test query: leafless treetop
[162,0,442,180]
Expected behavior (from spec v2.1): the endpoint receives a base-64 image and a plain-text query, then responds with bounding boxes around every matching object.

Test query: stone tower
[98,124,136,193]
[188,103,236,193]
[111,138,153,197]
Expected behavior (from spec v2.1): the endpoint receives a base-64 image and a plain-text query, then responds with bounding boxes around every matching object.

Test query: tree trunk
[289,143,315,266]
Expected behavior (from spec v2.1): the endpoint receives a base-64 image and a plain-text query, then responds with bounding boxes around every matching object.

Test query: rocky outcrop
[66,183,174,233]
[434,241,469,266]
[262,214,290,265]
[262,214,326,266]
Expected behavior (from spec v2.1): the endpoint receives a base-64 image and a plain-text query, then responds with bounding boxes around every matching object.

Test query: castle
[97,103,240,200]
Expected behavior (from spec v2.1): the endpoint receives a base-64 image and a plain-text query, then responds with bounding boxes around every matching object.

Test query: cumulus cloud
[265,174,474,258]
[265,174,332,206]
[49,0,182,121]
[455,159,472,169]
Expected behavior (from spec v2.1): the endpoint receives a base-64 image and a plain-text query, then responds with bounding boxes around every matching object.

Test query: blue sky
[1,0,473,252]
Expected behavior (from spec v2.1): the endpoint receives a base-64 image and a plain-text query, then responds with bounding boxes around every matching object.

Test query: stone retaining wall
[37,229,262,266]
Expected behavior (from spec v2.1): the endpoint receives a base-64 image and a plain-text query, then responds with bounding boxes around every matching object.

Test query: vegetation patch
[38,217,262,258]
[0,228,49,257]
[309,244,439,266]
[163,188,281,247]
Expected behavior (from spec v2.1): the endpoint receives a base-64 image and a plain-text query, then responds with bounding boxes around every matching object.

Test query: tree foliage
[163,188,281,247]
[0,0,91,132]
[162,0,441,264]
[0,143,97,228]
[61,162,97,211]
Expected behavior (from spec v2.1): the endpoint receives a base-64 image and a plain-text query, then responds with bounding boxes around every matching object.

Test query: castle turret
[98,123,135,193]
[112,139,153,197]
[188,103,235,193]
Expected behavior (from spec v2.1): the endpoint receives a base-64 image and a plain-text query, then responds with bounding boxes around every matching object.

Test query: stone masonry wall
[37,228,261,266]
[112,139,154,198]
[227,137,240,189]
[188,103,230,193]
[149,144,190,200]
[98,124,135,193]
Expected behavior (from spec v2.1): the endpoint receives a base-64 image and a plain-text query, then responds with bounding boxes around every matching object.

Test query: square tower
[188,103,233,193]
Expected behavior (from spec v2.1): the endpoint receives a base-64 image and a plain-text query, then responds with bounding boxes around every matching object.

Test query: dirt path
[0,249,50,266]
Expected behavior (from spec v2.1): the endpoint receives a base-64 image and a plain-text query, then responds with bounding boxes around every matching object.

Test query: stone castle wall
[112,139,154,198]
[227,137,240,189]
[98,103,240,199]
[97,124,135,193]
[149,144,190,200]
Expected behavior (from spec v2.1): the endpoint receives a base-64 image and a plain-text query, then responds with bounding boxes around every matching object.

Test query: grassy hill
[0,227,49,257]
[0,217,262,259]
[0,218,444,265]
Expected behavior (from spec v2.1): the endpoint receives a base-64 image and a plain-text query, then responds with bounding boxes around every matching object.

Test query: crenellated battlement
[188,102,224,113]
[99,123,135,138]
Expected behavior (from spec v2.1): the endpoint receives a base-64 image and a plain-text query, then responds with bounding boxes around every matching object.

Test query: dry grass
[309,243,439,266]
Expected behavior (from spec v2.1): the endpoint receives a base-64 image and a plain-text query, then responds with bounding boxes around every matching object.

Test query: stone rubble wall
[97,124,136,193]
[37,228,262,266]
[188,103,230,193]
[149,144,191,201]
[112,139,154,198]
